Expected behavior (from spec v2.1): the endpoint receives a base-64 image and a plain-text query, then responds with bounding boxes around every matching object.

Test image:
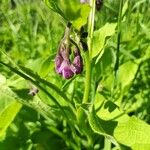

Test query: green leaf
[71,4,90,30]
[0,74,6,86]
[61,1,90,30]
[44,0,90,30]
[88,106,119,146]
[89,100,150,150]
[0,92,14,113]
[122,0,128,17]
[118,61,139,89]
[43,0,67,20]
[114,116,150,150]
[39,56,53,77]
[0,75,18,114]
[0,101,22,140]
[101,60,138,91]
[92,23,117,58]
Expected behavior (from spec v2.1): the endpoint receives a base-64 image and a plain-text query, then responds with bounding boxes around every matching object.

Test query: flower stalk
[77,1,96,147]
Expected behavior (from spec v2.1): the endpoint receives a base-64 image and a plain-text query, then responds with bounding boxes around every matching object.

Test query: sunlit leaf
[61,0,90,30]
[0,101,22,140]
[44,0,90,30]
[92,23,117,58]
[0,74,6,85]
[114,116,150,150]
[122,0,128,17]
[0,92,14,113]
[118,61,138,89]
[43,0,67,20]
[71,4,90,30]
[89,100,150,150]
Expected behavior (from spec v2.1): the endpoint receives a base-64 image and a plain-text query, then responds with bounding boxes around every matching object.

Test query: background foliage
[0,0,150,149]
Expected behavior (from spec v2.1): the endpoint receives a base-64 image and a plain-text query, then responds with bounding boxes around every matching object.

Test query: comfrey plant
[1,0,150,150]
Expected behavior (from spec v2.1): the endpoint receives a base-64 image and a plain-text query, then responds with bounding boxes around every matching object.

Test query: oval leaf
[89,100,150,150]
[92,23,117,58]
[0,101,22,140]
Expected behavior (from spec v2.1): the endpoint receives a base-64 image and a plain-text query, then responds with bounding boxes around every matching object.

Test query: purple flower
[59,43,69,60]
[71,48,83,74]
[72,55,83,74]
[57,60,74,79]
[57,60,68,74]
[55,53,63,74]
[55,36,83,79]
[62,65,74,79]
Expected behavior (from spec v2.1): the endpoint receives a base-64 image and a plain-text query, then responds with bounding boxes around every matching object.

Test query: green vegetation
[0,0,150,149]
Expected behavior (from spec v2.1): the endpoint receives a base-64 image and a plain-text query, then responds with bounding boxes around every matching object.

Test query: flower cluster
[55,38,83,79]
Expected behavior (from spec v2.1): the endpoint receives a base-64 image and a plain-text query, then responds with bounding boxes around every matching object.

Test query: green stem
[114,0,123,78]
[77,0,96,148]
[83,52,91,103]
[83,0,95,104]
[104,137,111,150]
[88,0,96,42]
[112,0,123,100]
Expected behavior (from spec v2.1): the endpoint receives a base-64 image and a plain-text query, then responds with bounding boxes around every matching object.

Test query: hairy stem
[77,0,96,148]
[114,0,123,79]
[82,52,91,103]
[83,0,95,104]
[112,0,123,100]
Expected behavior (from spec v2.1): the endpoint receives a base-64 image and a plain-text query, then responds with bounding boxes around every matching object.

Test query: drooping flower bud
[72,48,83,74]
[96,0,103,11]
[72,56,83,74]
